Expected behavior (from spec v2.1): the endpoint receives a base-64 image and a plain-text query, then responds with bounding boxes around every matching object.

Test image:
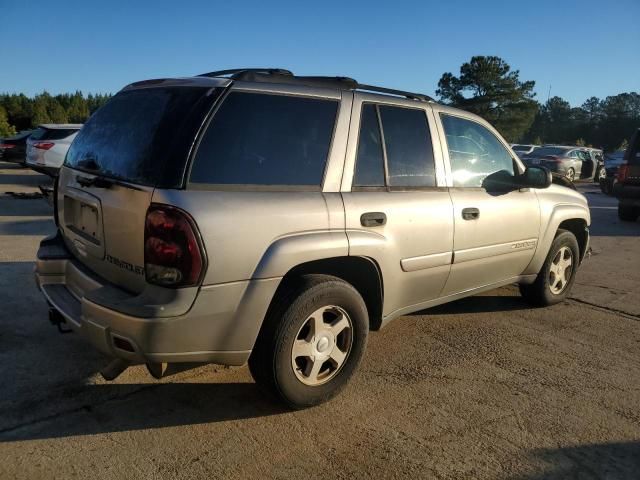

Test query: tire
[249,274,369,409]
[566,168,576,182]
[519,230,580,307]
[618,204,639,222]
[594,165,606,183]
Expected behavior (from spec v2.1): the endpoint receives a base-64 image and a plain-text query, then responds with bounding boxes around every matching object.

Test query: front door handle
[461,207,480,220]
[361,212,387,227]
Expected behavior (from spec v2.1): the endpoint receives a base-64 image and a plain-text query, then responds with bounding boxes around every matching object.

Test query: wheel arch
[524,204,590,275]
[268,256,384,331]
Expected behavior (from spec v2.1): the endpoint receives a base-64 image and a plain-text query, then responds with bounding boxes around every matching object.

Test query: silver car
[522,145,590,182]
[26,124,82,176]
[35,68,591,408]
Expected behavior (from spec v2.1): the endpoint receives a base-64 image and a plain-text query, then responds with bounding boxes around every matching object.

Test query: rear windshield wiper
[76,174,114,189]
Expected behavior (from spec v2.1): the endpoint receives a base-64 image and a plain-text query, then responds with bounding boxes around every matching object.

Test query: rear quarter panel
[151,189,345,285]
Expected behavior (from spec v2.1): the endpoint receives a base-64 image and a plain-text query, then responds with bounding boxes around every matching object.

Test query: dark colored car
[600,151,625,195]
[0,130,33,164]
[522,146,589,182]
[613,128,640,221]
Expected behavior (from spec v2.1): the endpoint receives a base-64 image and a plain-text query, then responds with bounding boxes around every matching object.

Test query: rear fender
[251,231,349,279]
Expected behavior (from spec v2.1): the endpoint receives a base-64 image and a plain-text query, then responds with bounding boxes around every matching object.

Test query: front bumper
[35,232,279,365]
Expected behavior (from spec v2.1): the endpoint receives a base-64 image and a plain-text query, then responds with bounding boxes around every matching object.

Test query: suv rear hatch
[58,80,225,293]
[619,129,640,186]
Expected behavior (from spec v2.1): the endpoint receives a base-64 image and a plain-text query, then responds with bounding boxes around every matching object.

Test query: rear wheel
[595,165,606,183]
[520,230,579,306]
[566,168,576,182]
[618,204,639,222]
[249,274,368,409]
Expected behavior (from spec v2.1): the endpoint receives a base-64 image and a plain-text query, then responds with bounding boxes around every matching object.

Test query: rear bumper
[35,232,280,365]
[26,161,59,177]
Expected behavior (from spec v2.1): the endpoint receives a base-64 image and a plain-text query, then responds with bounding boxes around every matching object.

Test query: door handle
[461,207,480,220]
[361,212,387,227]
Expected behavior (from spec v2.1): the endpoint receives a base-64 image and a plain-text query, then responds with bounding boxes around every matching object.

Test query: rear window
[66,86,220,187]
[189,92,338,188]
[531,146,570,157]
[31,127,79,140]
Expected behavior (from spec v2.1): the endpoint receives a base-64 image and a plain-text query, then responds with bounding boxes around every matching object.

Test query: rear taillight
[144,204,206,287]
[616,163,629,183]
[0,144,15,149]
[34,142,55,150]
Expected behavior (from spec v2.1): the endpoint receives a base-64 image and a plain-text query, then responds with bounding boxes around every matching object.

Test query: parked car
[613,129,640,221]
[600,151,625,195]
[511,144,539,157]
[35,68,591,408]
[584,147,605,183]
[0,130,33,164]
[25,124,82,176]
[522,145,590,182]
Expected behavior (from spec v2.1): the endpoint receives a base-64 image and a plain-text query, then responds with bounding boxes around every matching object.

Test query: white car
[26,124,82,176]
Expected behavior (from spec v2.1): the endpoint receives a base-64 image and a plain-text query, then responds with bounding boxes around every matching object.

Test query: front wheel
[520,230,580,306]
[249,274,369,409]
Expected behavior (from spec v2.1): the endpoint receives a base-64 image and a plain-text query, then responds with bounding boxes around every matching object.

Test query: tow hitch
[49,308,72,334]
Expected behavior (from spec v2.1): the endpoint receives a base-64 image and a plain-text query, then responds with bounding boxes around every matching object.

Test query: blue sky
[1,0,638,106]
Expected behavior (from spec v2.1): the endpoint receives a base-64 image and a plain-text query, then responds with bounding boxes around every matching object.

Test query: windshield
[65,86,221,187]
[530,146,570,157]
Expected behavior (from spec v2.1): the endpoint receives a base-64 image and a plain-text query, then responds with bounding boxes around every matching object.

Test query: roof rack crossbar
[356,84,434,102]
[198,68,293,78]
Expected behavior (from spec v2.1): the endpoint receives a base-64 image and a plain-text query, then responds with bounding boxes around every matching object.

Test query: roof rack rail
[355,84,434,102]
[198,68,293,78]
[196,68,435,103]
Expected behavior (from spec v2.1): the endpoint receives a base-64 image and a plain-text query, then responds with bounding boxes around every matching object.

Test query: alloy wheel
[291,305,353,386]
[549,246,573,294]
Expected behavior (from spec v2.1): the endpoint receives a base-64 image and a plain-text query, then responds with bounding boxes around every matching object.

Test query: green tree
[436,56,538,142]
[0,105,16,137]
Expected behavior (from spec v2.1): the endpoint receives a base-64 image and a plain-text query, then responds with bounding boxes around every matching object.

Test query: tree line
[437,56,639,152]
[2,57,639,151]
[0,92,111,137]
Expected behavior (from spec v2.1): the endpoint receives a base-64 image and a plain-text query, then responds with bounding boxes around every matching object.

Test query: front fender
[524,202,590,275]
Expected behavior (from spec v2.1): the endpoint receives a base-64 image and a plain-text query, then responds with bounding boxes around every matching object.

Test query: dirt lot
[0,161,639,479]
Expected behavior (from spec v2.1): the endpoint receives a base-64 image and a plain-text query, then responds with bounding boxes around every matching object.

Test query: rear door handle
[461,207,480,220]
[361,212,387,227]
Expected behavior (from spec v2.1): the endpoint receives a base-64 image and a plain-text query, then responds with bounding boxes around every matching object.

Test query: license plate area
[63,188,105,258]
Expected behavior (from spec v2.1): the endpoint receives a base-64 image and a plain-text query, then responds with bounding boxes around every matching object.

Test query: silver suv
[35,68,591,408]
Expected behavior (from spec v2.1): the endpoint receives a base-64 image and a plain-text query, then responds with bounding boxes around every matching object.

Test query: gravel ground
[0,161,638,479]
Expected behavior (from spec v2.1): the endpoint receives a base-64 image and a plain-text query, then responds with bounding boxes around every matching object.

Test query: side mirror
[521,166,552,189]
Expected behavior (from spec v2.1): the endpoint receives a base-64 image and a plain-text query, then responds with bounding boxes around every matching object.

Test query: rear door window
[379,105,436,188]
[190,92,338,188]
[352,103,436,189]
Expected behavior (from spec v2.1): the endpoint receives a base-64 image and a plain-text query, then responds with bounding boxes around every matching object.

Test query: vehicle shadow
[517,441,640,479]
[0,196,53,216]
[0,381,287,443]
[0,218,55,235]
[0,174,50,186]
[411,291,530,316]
